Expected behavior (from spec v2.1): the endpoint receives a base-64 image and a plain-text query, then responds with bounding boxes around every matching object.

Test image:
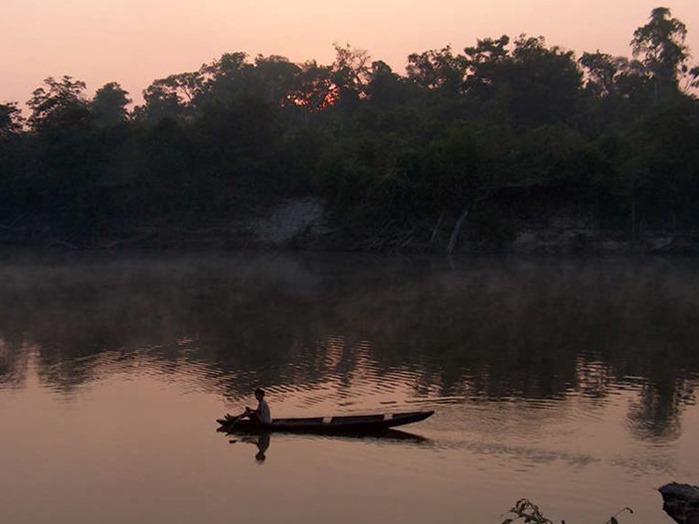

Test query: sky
[2,0,698,107]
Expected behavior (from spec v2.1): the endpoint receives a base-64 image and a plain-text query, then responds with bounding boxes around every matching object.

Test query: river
[0,251,696,524]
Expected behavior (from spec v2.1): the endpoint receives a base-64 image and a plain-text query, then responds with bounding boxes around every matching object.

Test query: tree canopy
[1,7,698,250]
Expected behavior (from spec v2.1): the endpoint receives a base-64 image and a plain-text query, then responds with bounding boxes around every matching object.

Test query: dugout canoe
[217,410,434,434]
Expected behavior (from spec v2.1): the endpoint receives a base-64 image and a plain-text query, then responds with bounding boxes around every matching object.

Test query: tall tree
[331,43,372,106]
[365,60,410,108]
[579,52,652,100]
[509,35,583,124]
[252,55,301,107]
[631,7,690,102]
[197,52,252,105]
[406,45,468,94]
[463,35,511,91]
[139,71,204,121]
[579,51,621,97]
[287,61,337,111]
[463,35,582,125]
[27,76,90,131]
[92,82,131,125]
[0,102,24,138]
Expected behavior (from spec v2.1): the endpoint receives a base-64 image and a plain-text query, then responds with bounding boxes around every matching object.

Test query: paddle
[224,413,243,425]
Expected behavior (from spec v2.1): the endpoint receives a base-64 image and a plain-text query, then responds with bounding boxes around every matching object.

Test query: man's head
[255,388,265,400]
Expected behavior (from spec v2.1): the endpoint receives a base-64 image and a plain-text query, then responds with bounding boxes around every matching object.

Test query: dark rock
[659,482,699,524]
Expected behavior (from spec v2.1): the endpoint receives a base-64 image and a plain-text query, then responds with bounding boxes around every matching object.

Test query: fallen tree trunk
[446,206,469,255]
[428,213,444,247]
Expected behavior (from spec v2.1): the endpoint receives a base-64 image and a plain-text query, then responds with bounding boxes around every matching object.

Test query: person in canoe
[225,388,272,425]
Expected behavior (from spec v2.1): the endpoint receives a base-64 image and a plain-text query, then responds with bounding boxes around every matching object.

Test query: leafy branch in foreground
[501,498,634,524]
[603,507,634,524]
[502,499,554,524]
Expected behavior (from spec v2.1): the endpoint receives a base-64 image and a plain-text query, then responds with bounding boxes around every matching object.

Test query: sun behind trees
[0,7,698,251]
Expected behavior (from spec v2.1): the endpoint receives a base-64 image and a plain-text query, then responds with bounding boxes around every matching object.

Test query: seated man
[226,388,272,425]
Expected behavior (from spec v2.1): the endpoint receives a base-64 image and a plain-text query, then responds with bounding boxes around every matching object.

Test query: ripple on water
[268,352,449,413]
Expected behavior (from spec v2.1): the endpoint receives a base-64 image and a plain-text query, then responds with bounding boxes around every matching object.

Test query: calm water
[0,251,697,524]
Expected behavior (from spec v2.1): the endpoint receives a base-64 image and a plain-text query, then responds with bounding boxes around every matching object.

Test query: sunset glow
[3,0,699,106]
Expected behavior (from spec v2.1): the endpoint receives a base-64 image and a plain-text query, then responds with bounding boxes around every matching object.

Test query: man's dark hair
[255,388,265,397]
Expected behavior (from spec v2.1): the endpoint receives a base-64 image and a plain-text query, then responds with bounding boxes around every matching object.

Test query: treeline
[1,7,698,248]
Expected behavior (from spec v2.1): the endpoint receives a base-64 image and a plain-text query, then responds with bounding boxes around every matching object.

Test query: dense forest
[1,7,698,251]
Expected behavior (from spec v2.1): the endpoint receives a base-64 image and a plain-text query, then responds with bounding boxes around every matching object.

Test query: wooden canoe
[217,410,434,434]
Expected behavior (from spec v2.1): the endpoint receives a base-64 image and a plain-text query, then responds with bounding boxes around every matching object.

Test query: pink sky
[2,0,698,107]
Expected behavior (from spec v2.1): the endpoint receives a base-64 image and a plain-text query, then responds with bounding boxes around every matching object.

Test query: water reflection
[0,252,697,443]
[627,380,696,442]
[226,429,429,464]
[229,433,271,464]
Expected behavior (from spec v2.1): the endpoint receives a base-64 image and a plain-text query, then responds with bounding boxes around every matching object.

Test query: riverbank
[2,197,699,254]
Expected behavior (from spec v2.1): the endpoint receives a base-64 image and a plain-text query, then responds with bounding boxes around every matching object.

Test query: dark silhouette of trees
[0,7,697,248]
[0,102,24,137]
[461,35,583,125]
[579,52,645,98]
[92,82,131,126]
[631,7,691,103]
[407,45,468,94]
[27,76,90,132]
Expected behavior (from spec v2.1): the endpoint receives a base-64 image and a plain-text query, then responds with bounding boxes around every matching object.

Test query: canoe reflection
[225,427,429,462]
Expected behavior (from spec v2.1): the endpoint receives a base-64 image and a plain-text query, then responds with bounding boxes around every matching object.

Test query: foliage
[0,102,24,137]
[501,499,554,524]
[0,7,698,247]
[26,76,89,132]
[604,507,634,524]
[631,7,690,100]
[92,82,131,125]
[501,499,634,524]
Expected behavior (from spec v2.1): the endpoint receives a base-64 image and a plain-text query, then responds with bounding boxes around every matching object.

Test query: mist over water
[0,251,697,524]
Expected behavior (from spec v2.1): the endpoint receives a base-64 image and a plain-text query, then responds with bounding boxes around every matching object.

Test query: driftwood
[362,222,415,252]
[659,482,699,524]
[428,213,444,247]
[446,206,469,254]
[46,240,83,250]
